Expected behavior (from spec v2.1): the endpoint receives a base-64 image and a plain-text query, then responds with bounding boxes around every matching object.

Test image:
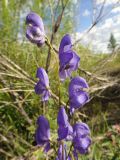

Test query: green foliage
[108,33,117,53]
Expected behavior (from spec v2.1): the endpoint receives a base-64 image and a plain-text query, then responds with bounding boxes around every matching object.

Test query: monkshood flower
[35,116,50,152]
[59,34,80,81]
[56,144,71,160]
[35,68,50,101]
[73,122,91,155]
[57,107,73,141]
[26,12,45,46]
[69,76,89,113]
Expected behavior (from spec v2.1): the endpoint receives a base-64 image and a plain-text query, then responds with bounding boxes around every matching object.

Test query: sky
[73,0,120,53]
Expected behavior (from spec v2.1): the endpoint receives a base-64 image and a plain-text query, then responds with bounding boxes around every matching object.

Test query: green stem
[50,141,57,156]
[67,143,73,159]
[45,36,58,73]
[59,79,61,107]
[43,101,46,115]
[45,36,56,54]
[61,141,64,160]
[66,100,69,115]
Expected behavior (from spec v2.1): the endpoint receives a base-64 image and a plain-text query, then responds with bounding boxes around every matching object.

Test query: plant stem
[67,143,73,159]
[45,36,58,73]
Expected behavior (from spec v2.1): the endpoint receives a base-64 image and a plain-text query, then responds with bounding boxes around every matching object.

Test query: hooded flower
[26,12,45,46]
[35,116,50,152]
[59,34,80,81]
[69,76,89,113]
[56,144,71,160]
[57,107,73,141]
[73,122,91,155]
[35,68,50,101]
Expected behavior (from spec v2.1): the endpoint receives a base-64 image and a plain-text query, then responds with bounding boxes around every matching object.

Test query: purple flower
[57,107,73,141]
[69,76,89,113]
[56,144,71,160]
[35,116,50,152]
[59,34,80,81]
[26,12,45,46]
[73,122,91,155]
[35,68,50,101]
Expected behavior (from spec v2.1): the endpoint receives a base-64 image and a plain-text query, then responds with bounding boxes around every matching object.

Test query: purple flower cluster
[25,12,91,159]
[34,67,89,113]
[36,107,91,159]
[34,68,91,159]
[57,107,91,157]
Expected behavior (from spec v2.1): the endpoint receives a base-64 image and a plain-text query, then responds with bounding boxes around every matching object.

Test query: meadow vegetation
[0,0,120,159]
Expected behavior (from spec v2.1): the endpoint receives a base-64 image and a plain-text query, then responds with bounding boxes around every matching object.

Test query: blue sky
[73,0,120,53]
[76,0,92,32]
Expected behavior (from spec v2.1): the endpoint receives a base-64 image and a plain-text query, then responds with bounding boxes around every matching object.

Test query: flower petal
[42,90,51,101]
[69,77,89,112]
[56,144,68,160]
[26,12,45,32]
[69,52,80,71]
[73,122,91,155]
[26,26,45,44]
[73,122,90,137]
[58,127,68,140]
[57,107,69,127]
[34,80,46,95]
[59,68,72,82]
[59,51,80,81]
[59,35,80,81]
[58,125,73,141]
[70,91,89,111]
[36,116,50,143]
[35,68,50,101]
[59,52,73,68]
[44,142,51,153]
[69,77,89,96]
[57,107,73,141]
[36,68,49,87]
[59,34,72,54]
[74,136,91,154]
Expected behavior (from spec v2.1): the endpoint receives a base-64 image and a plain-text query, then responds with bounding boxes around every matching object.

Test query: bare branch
[0,149,13,158]
[78,67,108,82]
[45,0,70,72]
[48,0,55,28]
[73,0,120,46]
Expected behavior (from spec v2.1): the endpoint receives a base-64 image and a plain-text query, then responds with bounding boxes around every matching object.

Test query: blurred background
[0,0,120,159]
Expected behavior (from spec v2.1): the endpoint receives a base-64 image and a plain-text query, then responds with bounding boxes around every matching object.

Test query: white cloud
[112,7,120,13]
[96,0,119,5]
[73,13,120,53]
[82,9,90,17]
[71,0,78,4]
